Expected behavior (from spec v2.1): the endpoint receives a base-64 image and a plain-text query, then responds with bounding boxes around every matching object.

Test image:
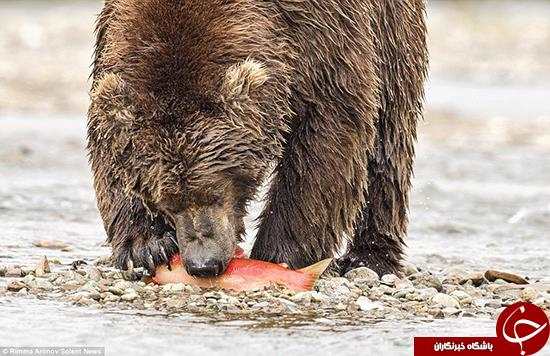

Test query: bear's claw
[114,230,179,276]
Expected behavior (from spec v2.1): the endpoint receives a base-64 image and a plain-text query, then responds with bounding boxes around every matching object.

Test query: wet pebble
[344,267,379,285]
[87,268,102,282]
[484,270,528,285]
[5,266,23,277]
[7,280,26,292]
[381,274,400,287]
[316,277,358,300]
[442,307,461,316]
[121,290,138,302]
[520,287,540,302]
[450,290,473,305]
[35,256,51,277]
[356,296,384,312]
[402,262,419,277]
[431,293,460,308]
[409,272,443,292]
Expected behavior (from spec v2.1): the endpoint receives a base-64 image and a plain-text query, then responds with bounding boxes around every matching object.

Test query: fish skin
[152,255,332,292]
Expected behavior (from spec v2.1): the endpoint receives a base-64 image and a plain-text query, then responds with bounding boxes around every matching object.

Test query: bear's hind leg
[338,0,428,277]
[337,160,410,277]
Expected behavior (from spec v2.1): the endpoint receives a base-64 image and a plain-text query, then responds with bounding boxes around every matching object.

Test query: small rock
[108,287,125,296]
[274,298,298,311]
[428,308,444,318]
[431,293,460,308]
[113,280,133,291]
[204,291,224,299]
[121,291,138,301]
[5,266,23,277]
[485,270,528,285]
[356,296,384,312]
[33,240,71,250]
[291,291,328,304]
[381,274,400,287]
[35,278,54,291]
[533,297,546,307]
[442,268,470,285]
[35,256,51,277]
[252,301,269,309]
[122,268,145,281]
[334,303,347,311]
[87,268,102,282]
[79,281,100,293]
[162,283,186,294]
[0,266,6,277]
[473,299,490,308]
[416,288,438,301]
[402,262,419,276]
[450,290,473,305]
[21,266,35,276]
[520,287,540,302]
[490,284,524,298]
[316,277,355,300]
[395,278,414,290]
[310,291,329,303]
[101,293,120,303]
[442,307,461,316]
[290,291,312,304]
[78,297,99,306]
[345,267,379,284]
[369,285,394,299]
[222,296,240,305]
[460,272,486,287]
[7,280,26,292]
[71,260,88,270]
[409,272,443,292]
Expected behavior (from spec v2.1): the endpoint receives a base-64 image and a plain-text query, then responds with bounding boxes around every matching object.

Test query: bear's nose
[185,258,223,277]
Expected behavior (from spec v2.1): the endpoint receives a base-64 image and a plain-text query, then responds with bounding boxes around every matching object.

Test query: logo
[497,302,549,356]
[414,302,550,355]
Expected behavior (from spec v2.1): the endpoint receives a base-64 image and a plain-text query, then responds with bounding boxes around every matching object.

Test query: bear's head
[89,58,289,276]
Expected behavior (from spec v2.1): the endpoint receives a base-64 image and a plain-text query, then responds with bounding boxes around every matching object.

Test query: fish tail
[297,258,333,289]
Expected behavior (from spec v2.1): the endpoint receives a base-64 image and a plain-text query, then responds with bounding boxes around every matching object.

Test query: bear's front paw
[113,230,179,275]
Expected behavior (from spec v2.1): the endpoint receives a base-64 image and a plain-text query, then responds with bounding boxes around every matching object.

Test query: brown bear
[87,0,428,278]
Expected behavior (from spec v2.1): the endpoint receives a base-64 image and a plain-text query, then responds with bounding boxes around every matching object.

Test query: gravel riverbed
[2,255,549,323]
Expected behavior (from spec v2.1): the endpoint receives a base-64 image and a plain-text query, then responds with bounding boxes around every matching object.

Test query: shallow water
[0,297,497,356]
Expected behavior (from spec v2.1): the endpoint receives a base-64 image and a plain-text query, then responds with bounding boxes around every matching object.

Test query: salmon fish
[152,255,333,292]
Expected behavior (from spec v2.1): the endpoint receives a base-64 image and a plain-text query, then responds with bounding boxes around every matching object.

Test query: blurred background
[0,1,549,354]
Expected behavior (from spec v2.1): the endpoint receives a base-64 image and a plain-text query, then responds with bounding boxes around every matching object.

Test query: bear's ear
[221,58,269,105]
[90,73,135,125]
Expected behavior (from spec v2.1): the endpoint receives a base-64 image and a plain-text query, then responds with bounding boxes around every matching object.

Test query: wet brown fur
[88,0,428,276]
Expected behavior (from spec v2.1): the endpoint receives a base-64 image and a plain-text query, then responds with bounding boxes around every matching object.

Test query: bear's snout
[175,208,236,278]
[185,257,225,277]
